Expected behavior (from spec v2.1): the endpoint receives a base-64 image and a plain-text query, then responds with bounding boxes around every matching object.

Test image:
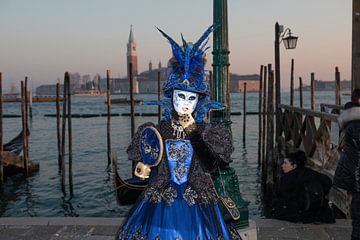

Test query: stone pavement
[0,217,352,240]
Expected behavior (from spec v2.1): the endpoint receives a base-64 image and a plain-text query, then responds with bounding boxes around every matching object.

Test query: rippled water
[0,91,349,217]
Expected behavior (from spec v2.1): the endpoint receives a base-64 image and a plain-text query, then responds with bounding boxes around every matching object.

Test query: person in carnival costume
[115,25,241,240]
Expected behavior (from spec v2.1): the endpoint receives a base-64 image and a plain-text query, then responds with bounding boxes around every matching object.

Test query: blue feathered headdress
[157,25,215,98]
[145,25,225,123]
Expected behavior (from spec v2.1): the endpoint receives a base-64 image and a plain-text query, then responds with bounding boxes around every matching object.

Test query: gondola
[3,129,26,155]
[111,151,148,205]
[2,129,39,177]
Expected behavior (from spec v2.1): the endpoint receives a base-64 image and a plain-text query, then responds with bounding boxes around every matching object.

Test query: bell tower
[127,25,138,78]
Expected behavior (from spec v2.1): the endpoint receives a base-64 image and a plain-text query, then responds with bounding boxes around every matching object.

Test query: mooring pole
[29,88,33,119]
[290,59,294,106]
[56,83,61,170]
[24,77,29,165]
[129,63,135,138]
[157,71,161,125]
[266,67,274,194]
[242,82,247,144]
[0,73,3,185]
[311,72,315,110]
[335,67,341,106]
[209,71,213,100]
[65,72,73,195]
[262,66,267,170]
[21,81,29,176]
[106,70,111,165]
[129,63,135,174]
[299,77,303,108]
[61,74,67,194]
[258,65,263,166]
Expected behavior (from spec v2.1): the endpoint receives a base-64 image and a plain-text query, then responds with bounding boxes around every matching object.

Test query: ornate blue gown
[116,122,237,240]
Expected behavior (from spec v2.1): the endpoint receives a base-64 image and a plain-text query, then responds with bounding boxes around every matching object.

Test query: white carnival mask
[173,89,199,115]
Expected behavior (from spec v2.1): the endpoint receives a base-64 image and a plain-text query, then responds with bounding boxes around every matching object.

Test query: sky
[0,0,352,92]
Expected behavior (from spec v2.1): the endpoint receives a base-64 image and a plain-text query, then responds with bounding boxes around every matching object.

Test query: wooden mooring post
[290,59,294,106]
[0,72,3,185]
[311,72,315,110]
[157,71,161,125]
[261,66,267,169]
[66,72,73,195]
[24,77,29,165]
[209,71,213,100]
[335,67,341,106]
[299,77,303,108]
[29,90,33,119]
[21,81,29,176]
[129,63,135,173]
[106,70,111,165]
[60,74,67,193]
[56,83,61,170]
[129,63,135,139]
[266,66,274,193]
[242,82,247,144]
[258,65,263,165]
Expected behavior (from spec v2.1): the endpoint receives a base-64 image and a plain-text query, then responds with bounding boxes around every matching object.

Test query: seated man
[271,150,335,223]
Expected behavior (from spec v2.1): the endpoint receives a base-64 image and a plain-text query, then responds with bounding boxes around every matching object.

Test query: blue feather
[144,99,173,121]
[190,25,215,57]
[195,99,225,123]
[157,27,184,65]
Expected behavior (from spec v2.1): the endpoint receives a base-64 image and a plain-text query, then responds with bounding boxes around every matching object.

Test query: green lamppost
[212,0,249,229]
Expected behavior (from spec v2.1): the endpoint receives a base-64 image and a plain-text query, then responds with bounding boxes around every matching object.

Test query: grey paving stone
[258,226,298,239]
[324,227,352,240]
[296,227,330,240]
[0,217,49,225]
[19,226,63,240]
[48,225,93,240]
[90,225,118,236]
[0,227,31,240]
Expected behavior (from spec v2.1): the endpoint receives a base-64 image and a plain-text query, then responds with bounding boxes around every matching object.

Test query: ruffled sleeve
[190,123,234,172]
[126,122,156,163]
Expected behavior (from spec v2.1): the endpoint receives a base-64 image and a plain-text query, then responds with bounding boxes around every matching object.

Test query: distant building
[36,84,64,96]
[229,74,260,92]
[36,26,261,95]
[299,80,351,91]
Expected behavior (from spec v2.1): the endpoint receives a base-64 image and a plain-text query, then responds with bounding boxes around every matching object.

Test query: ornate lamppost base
[212,166,250,229]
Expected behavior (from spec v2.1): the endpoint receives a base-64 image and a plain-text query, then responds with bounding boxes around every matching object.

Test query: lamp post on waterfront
[212,0,249,229]
[274,22,298,138]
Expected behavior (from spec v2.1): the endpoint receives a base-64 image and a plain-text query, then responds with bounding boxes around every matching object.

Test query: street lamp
[274,22,298,138]
[281,28,298,50]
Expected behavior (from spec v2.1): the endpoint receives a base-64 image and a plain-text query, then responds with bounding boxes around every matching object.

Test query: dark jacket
[334,106,360,193]
[271,166,334,223]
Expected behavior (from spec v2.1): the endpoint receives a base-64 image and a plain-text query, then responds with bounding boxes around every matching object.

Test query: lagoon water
[0,91,349,217]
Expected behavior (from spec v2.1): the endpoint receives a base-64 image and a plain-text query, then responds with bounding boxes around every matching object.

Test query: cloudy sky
[0,0,352,91]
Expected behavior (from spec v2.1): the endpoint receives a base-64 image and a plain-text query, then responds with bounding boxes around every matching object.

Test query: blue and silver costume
[116,25,239,240]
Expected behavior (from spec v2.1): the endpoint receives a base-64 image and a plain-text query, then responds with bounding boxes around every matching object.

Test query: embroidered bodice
[165,139,193,185]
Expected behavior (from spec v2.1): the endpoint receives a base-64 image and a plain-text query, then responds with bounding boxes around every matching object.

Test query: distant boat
[73,89,105,97]
[106,98,143,105]
[32,96,64,102]
[3,94,63,102]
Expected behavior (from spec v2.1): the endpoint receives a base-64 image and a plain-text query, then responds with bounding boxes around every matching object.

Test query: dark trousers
[352,192,360,240]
